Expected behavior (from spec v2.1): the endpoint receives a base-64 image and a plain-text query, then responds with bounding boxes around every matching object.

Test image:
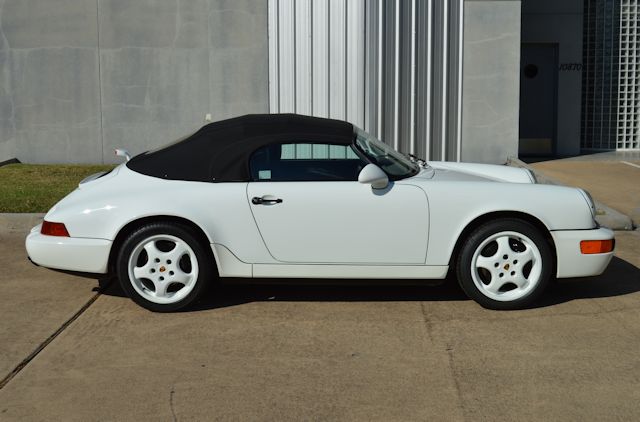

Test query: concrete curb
[0,213,45,234]
[507,157,635,231]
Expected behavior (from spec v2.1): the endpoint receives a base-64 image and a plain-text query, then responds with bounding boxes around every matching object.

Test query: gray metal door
[519,44,558,155]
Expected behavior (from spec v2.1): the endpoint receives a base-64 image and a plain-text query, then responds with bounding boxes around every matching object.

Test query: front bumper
[552,227,615,278]
[25,224,112,274]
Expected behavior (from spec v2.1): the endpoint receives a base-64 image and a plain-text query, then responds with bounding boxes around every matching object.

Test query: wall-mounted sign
[559,63,583,71]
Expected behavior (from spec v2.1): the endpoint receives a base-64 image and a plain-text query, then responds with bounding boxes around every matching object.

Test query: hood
[410,161,535,184]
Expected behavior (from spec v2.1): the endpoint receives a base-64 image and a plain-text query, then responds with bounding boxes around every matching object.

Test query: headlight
[578,188,596,218]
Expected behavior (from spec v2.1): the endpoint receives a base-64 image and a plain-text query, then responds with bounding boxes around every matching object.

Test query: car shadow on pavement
[100,257,639,311]
[537,256,640,308]
[194,280,471,312]
[101,276,471,311]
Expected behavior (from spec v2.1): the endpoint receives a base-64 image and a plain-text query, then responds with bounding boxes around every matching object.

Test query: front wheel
[456,219,554,310]
[116,223,214,312]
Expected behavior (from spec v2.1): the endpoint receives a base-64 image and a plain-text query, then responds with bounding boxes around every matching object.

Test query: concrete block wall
[0,0,269,164]
[461,0,521,164]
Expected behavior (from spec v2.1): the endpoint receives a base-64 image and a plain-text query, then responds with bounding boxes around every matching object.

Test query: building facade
[582,0,639,151]
[520,0,639,155]
[0,0,637,165]
[268,0,466,161]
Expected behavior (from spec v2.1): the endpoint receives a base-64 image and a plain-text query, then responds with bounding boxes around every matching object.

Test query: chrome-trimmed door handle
[252,195,283,205]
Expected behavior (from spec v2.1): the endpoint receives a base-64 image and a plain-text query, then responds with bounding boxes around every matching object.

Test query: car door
[246,142,429,264]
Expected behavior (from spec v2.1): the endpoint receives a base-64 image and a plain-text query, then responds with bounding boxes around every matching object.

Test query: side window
[249,143,366,182]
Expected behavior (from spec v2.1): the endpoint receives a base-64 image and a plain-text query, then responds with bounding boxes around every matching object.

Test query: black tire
[456,219,553,310]
[116,222,214,312]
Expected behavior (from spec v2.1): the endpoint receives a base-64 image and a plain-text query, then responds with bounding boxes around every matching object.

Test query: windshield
[354,128,419,179]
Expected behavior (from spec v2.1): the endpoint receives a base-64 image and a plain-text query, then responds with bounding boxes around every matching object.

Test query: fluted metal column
[268,0,465,160]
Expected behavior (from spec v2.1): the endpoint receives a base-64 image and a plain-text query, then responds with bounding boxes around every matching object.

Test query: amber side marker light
[580,239,614,254]
[41,221,70,237]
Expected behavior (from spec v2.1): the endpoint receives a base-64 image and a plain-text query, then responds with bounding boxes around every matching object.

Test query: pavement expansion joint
[170,385,178,422]
[0,278,114,390]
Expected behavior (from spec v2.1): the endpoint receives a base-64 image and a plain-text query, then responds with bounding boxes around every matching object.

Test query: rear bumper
[552,227,614,278]
[25,224,112,274]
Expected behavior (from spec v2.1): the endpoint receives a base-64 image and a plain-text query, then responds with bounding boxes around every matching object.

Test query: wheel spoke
[511,271,528,288]
[171,268,193,286]
[143,241,163,261]
[486,278,505,294]
[516,245,535,264]
[168,240,191,262]
[133,265,150,280]
[495,236,512,257]
[153,279,169,297]
[476,255,497,271]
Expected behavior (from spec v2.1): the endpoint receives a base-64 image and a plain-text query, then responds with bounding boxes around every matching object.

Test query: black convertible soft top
[127,114,355,182]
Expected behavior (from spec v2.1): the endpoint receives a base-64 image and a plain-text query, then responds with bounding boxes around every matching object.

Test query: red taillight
[41,221,70,237]
[580,239,614,254]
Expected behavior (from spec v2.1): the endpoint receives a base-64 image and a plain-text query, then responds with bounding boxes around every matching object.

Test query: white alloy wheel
[470,231,542,302]
[127,234,200,305]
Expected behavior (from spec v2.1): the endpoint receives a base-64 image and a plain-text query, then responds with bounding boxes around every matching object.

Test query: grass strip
[0,164,115,213]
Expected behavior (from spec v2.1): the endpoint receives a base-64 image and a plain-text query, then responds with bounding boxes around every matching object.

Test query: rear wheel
[116,223,214,312]
[456,219,553,310]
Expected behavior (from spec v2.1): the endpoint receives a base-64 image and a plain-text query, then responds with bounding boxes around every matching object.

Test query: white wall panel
[269,0,365,125]
[311,0,329,117]
[295,0,312,115]
[268,0,464,160]
[267,0,279,113]
[346,0,366,127]
[277,0,295,112]
[328,0,347,120]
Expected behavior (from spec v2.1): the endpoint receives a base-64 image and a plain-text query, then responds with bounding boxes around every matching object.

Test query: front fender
[417,182,595,266]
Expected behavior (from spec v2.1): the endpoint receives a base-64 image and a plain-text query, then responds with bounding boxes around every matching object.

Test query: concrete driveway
[0,229,639,421]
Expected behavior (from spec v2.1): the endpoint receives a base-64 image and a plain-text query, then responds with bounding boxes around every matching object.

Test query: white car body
[26,158,613,280]
[25,114,615,311]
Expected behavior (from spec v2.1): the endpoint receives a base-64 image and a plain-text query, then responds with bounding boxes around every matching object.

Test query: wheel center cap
[159,266,166,273]
[504,263,510,271]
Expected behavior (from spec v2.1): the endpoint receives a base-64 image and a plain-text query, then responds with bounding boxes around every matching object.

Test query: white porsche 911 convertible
[26,114,615,311]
